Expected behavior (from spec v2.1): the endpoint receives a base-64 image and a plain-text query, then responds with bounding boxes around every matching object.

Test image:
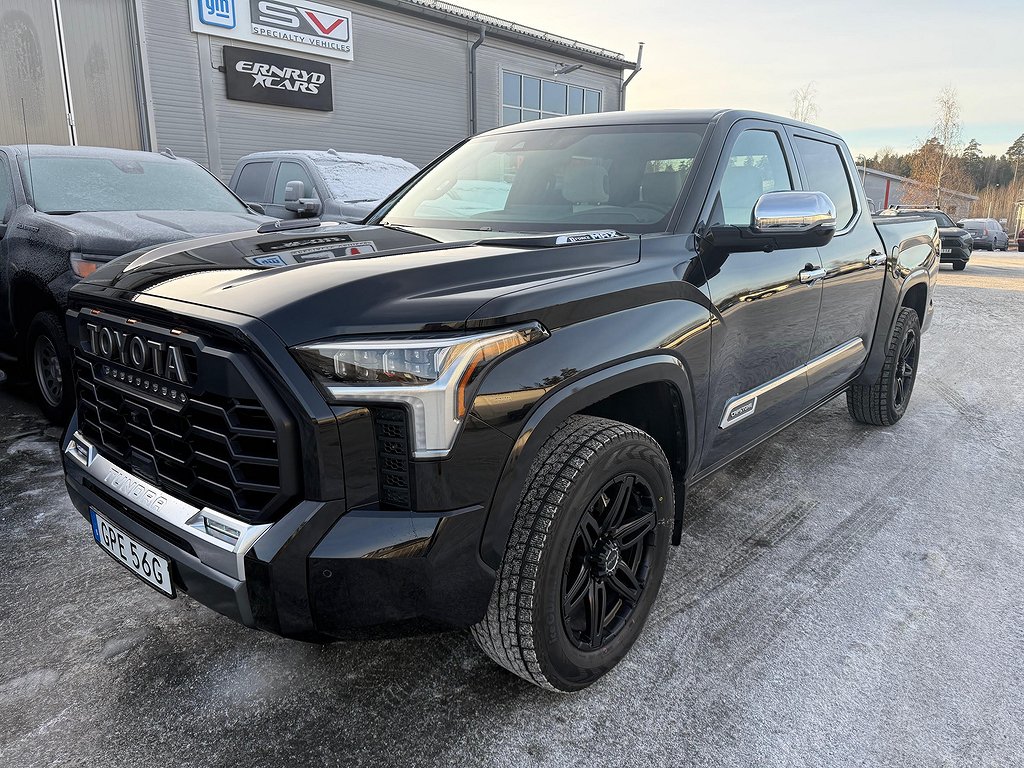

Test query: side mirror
[955,221,965,228]
[283,180,322,217]
[248,202,266,215]
[705,191,837,253]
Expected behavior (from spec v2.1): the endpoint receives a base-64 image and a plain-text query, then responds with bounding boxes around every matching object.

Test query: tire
[846,307,921,427]
[27,311,75,424]
[471,415,674,691]
[952,260,967,271]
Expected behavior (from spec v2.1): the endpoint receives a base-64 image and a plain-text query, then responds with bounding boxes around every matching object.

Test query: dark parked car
[0,145,269,421]
[62,110,938,691]
[877,206,972,270]
[960,217,1009,250]
[229,150,417,222]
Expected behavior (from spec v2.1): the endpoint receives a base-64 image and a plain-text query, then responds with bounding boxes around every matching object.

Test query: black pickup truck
[61,110,937,691]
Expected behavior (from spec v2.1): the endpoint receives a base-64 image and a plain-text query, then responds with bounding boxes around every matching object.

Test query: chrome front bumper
[64,431,270,582]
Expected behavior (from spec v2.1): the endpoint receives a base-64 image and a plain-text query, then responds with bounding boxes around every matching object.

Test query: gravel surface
[1,253,1021,767]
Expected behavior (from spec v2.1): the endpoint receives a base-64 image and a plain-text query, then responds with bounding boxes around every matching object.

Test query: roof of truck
[0,145,186,162]
[486,109,844,139]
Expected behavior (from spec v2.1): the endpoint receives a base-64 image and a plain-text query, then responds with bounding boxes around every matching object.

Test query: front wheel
[846,307,921,426]
[472,415,673,691]
[27,311,75,424]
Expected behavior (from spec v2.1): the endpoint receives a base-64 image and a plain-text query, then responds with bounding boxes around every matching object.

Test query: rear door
[697,121,823,471]
[789,130,885,404]
[232,160,274,209]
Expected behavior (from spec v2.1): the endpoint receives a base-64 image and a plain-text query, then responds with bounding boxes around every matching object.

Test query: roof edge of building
[863,167,979,201]
[362,0,636,69]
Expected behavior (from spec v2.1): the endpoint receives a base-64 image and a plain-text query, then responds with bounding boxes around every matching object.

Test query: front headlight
[292,323,547,457]
[70,252,116,279]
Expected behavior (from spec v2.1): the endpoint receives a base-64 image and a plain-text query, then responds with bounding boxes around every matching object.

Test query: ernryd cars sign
[224,46,333,111]
[190,0,354,62]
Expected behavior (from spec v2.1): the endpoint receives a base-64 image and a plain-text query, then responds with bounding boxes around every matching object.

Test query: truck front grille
[74,344,296,524]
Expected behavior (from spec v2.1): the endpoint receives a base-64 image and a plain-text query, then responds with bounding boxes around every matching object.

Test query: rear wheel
[27,311,75,424]
[846,307,921,426]
[952,260,967,271]
[471,415,673,691]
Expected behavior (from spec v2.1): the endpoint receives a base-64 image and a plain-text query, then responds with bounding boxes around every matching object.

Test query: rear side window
[0,155,13,222]
[274,161,318,204]
[794,137,856,230]
[234,161,272,202]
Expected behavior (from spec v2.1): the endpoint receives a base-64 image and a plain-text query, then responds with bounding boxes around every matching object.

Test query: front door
[697,123,823,471]
[789,131,884,404]
[266,160,320,220]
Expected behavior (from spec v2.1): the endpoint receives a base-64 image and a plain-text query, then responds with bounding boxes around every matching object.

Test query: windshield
[916,211,956,227]
[26,156,249,214]
[375,123,707,233]
[306,152,418,203]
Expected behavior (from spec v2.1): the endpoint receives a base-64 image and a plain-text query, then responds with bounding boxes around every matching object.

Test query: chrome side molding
[720,338,865,429]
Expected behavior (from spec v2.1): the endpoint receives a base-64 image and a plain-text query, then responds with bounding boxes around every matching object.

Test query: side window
[234,161,272,203]
[794,136,856,230]
[273,161,318,204]
[0,155,14,223]
[713,130,793,226]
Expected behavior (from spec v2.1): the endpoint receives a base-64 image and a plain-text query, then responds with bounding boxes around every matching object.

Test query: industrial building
[0,0,638,177]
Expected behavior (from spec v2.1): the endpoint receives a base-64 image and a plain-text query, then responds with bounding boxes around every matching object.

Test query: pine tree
[961,138,983,188]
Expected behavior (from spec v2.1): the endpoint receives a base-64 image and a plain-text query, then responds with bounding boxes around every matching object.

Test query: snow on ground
[0,254,1022,767]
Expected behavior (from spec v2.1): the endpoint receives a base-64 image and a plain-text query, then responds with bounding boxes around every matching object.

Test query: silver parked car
[229,149,418,223]
[959,218,1009,250]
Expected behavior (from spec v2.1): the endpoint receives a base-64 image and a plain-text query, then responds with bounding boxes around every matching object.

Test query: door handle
[867,250,886,267]
[799,267,827,284]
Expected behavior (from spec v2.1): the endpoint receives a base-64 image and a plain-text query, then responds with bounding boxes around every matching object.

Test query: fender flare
[478,354,697,570]
[857,262,932,386]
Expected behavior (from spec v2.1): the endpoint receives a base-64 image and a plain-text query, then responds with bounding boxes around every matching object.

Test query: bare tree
[909,86,966,207]
[790,82,819,123]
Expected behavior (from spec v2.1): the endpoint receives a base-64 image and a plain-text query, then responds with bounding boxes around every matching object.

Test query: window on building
[793,136,857,230]
[501,72,602,126]
[234,161,273,203]
[273,161,318,205]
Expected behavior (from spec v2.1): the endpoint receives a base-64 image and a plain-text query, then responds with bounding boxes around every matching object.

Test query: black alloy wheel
[892,326,918,411]
[561,474,658,650]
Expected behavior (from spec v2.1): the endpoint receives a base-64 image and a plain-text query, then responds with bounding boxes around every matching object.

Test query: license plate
[941,248,952,254]
[90,509,175,597]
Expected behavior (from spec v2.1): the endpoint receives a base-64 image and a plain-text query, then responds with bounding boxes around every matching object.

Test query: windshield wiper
[43,210,84,215]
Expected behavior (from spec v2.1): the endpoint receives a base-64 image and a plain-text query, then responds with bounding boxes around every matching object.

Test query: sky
[464,0,1022,158]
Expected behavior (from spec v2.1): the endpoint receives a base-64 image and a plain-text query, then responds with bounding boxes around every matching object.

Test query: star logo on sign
[252,74,275,88]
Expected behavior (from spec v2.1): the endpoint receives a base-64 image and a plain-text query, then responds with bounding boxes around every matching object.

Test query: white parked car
[229,149,418,222]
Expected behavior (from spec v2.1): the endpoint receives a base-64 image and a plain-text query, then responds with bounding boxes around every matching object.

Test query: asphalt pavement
[1,253,1022,767]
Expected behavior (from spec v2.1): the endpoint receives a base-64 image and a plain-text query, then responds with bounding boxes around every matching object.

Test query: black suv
[0,145,268,421]
[876,206,973,270]
[62,111,938,691]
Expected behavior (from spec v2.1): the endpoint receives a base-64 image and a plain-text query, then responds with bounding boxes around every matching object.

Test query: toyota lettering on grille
[86,323,189,386]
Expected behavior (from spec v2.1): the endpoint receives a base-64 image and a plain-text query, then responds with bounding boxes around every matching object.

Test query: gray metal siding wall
[142,1,625,178]
[208,2,471,176]
[139,0,208,163]
[474,39,622,134]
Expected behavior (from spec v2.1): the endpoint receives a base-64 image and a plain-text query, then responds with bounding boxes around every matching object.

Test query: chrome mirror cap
[752,191,837,234]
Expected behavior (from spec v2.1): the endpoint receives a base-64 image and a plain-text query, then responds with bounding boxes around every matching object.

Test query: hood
[42,210,271,256]
[78,224,640,344]
[937,225,970,238]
